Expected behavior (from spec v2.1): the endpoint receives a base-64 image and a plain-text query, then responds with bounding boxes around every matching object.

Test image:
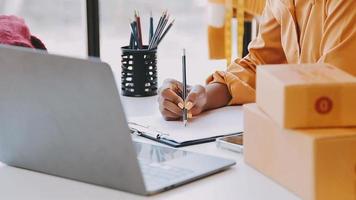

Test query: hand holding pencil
[158,79,208,121]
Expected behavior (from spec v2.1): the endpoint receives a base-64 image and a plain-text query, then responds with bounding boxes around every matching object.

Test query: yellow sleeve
[206,0,287,105]
[318,0,356,76]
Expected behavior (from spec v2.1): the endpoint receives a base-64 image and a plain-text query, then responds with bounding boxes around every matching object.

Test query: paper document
[128,106,243,144]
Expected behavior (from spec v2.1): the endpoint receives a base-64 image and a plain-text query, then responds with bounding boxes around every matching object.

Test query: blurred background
[0,0,227,85]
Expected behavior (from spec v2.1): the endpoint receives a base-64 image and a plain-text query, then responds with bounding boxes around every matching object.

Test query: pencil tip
[183,48,186,55]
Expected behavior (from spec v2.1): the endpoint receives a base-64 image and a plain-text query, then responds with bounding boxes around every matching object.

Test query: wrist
[204,83,231,111]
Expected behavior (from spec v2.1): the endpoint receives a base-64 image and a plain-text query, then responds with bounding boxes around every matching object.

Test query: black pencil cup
[121,46,158,97]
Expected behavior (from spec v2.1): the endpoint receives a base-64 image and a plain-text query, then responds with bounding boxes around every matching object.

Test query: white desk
[0,95,300,200]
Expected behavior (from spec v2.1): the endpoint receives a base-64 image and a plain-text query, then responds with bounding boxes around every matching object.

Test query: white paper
[128,106,244,143]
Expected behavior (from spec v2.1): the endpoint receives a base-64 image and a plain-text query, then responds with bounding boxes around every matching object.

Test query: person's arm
[206,0,287,105]
[203,83,231,110]
[317,0,356,76]
[158,0,287,120]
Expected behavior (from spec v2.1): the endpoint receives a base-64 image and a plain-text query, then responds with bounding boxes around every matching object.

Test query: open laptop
[0,45,235,195]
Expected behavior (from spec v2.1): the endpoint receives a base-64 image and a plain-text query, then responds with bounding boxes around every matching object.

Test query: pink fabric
[0,15,46,50]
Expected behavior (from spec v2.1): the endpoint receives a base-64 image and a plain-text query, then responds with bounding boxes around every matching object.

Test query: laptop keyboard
[139,159,194,189]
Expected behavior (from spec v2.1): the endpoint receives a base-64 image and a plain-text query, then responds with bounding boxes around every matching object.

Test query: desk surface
[0,95,300,200]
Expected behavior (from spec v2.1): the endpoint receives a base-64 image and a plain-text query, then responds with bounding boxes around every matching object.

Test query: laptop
[0,45,235,195]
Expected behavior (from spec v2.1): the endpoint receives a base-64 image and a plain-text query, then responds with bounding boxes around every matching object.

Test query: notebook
[128,106,243,147]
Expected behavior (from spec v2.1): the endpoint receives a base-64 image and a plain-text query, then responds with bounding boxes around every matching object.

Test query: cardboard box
[244,104,356,200]
[256,64,356,128]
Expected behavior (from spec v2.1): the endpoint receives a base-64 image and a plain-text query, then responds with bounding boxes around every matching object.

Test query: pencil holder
[121,46,158,97]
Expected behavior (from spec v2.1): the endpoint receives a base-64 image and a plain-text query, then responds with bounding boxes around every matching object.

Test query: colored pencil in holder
[128,10,174,50]
[149,11,154,44]
[156,19,174,47]
[148,11,166,49]
[153,15,169,48]
[129,33,134,49]
[135,10,143,49]
[130,21,139,49]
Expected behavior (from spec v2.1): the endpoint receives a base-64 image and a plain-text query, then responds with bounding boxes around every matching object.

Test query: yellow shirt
[207,0,356,105]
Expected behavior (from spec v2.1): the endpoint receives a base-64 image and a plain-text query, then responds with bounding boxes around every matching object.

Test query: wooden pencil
[149,11,166,49]
[182,48,188,126]
[135,10,143,49]
[130,21,139,49]
[149,11,154,44]
[156,19,174,47]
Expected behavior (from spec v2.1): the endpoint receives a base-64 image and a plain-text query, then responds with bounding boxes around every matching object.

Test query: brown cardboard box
[256,64,356,128]
[244,103,356,200]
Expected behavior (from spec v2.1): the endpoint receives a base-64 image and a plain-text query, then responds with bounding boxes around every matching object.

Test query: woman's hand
[158,79,207,121]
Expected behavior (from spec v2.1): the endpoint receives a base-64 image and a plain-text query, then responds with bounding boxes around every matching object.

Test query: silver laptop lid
[0,45,146,194]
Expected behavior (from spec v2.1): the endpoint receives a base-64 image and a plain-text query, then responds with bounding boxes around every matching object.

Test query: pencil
[152,14,169,48]
[182,49,188,126]
[130,21,139,49]
[149,11,154,44]
[149,10,166,49]
[129,10,173,50]
[135,10,143,49]
[129,32,134,49]
[156,19,174,47]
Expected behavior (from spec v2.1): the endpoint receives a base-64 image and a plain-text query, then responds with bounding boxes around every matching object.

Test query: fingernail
[185,102,193,110]
[178,102,184,109]
[188,113,193,119]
